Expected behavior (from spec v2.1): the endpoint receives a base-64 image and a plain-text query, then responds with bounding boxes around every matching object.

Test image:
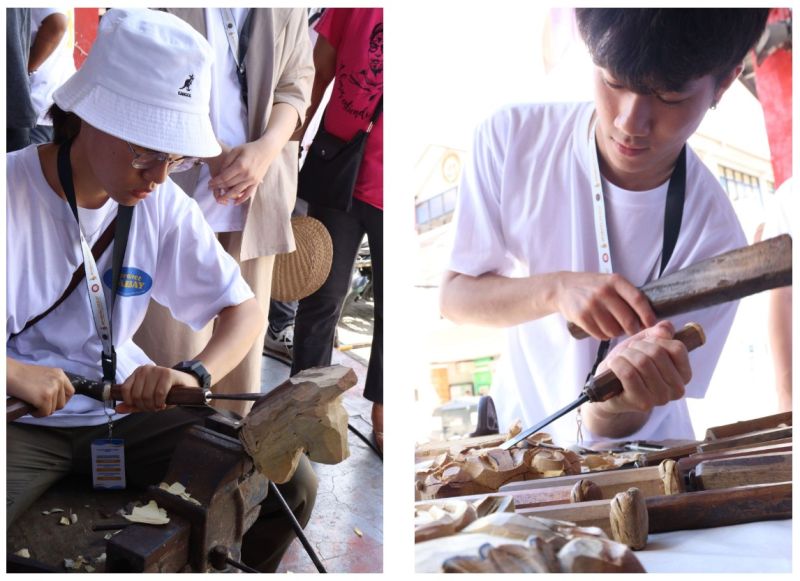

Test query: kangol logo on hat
[52,8,220,158]
[178,74,195,97]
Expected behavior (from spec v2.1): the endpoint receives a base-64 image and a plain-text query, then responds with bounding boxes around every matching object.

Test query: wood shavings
[159,481,202,505]
[49,508,65,514]
[14,548,30,558]
[70,513,78,524]
[59,516,71,526]
[123,500,170,525]
[97,552,107,563]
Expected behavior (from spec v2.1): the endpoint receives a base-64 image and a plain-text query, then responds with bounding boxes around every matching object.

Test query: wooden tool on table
[501,322,706,450]
[518,481,791,547]
[429,449,791,510]
[568,234,792,339]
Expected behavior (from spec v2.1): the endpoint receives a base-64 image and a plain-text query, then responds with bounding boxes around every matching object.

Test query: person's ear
[712,64,744,107]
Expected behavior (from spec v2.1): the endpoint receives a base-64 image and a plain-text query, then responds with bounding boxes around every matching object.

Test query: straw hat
[53,8,220,158]
[272,217,333,302]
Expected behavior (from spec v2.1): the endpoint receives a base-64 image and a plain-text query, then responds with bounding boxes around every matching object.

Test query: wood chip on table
[159,481,202,505]
[14,548,31,559]
[122,500,170,525]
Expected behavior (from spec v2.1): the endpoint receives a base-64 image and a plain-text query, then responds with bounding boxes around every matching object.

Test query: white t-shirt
[448,102,746,444]
[762,178,794,239]
[7,145,255,427]
[29,9,76,125]
[192,7,250,232]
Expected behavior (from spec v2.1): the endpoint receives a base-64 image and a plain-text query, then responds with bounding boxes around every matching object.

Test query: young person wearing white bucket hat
[6,9,316,570]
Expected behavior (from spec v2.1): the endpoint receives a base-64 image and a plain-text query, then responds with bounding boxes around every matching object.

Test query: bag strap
[366,96,383,133]
[9,218,118,340]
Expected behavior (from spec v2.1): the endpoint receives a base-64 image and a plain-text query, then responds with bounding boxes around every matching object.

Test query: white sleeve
[150,199,254,331]
[447,114,515,277]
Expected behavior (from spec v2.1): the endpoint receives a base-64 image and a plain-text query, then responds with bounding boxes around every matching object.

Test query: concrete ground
[267,296,383,573]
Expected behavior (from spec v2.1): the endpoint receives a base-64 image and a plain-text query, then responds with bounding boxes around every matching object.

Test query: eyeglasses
[126,141,200,174]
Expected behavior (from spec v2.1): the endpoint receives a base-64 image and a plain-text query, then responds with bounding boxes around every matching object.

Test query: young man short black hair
[441,9,770,443]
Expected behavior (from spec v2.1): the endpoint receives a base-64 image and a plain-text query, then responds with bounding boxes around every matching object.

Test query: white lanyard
[587,118,613,274]
[76,223,115,367]
[221,8,245,74]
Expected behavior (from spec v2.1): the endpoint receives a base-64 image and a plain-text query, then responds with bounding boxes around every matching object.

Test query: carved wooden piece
[415,501,478,543]
[568,234,792,339]
[704,411,791,440]
[659,460,684,495]
[418,513,645,573]
[689,452,792,491]
[557,537,646,573]
[609,488,648,550]
[416,446,585,500]
[239,365,357,483]
[570,479,602,503]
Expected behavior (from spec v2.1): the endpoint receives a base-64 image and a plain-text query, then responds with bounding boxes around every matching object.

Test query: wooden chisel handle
[7,376,209,422]
[568,234,792,339]
[689,451,792,491]
[583,322,706,402]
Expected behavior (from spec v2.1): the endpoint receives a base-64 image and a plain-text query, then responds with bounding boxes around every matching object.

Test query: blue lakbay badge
[103,267,152,296]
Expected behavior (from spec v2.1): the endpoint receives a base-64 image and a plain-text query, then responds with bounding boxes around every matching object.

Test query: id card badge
[91,438,126,490]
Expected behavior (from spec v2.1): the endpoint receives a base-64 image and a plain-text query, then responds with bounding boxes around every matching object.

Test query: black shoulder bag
[298,96,383,212]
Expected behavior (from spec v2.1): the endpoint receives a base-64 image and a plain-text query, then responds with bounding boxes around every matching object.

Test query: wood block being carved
[239,365,357,484]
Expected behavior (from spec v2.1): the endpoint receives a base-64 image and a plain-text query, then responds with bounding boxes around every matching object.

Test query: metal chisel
[499,322,706,450]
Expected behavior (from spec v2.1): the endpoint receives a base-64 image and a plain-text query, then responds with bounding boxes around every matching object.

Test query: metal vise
[105,413,267,572]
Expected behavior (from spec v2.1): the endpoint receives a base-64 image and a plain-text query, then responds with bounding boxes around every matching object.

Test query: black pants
[292,198,383,404]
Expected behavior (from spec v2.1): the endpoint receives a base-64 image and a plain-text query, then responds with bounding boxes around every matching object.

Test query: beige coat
[165,8,314,260]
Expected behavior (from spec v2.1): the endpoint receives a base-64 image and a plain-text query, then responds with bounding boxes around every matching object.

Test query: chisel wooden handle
[583,322,706,402]
[7,376,209,422]
[568,234,792,339]
[688,452,792,491]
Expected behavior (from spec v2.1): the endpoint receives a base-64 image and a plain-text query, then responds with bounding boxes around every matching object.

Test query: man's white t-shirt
[192,7,251,233]
[29,9,76,125]
[448,102,746,444]
[7,145,254,427]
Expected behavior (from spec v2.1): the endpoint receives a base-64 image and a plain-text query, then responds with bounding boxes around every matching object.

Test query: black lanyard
[585,145,687,382]
[56,140,134,383]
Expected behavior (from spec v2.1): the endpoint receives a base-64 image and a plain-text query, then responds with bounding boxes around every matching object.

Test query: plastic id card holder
[91,438,126,489]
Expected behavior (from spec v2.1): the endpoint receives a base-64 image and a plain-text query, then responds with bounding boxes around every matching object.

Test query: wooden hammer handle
[568,234,792,340]
[583,322,706,403]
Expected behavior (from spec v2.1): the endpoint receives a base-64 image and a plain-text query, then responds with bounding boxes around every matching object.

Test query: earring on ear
[710,99,718,110]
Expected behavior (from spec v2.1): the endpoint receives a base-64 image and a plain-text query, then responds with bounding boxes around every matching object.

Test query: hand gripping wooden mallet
[501,322,706,450]
[567,234,792,339]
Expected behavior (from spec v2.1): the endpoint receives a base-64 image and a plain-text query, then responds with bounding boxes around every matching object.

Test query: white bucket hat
[53,8,220,158]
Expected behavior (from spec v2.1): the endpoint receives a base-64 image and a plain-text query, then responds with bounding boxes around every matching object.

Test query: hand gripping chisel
[499,322,706,450]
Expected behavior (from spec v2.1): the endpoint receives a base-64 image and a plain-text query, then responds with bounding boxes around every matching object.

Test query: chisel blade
[499,393,589,450]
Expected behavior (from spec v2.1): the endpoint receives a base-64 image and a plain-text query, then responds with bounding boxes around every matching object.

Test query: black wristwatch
[172,360,212,389]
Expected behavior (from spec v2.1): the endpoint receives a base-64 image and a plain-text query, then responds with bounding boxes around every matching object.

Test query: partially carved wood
[239,365,357,483]
[415,501,477,543]
[558,537,646,573]
[570,479,602,503]
[416,446,585,500]
[659,459,684,495]
[431,516,644,573]
[609,488,648,550]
